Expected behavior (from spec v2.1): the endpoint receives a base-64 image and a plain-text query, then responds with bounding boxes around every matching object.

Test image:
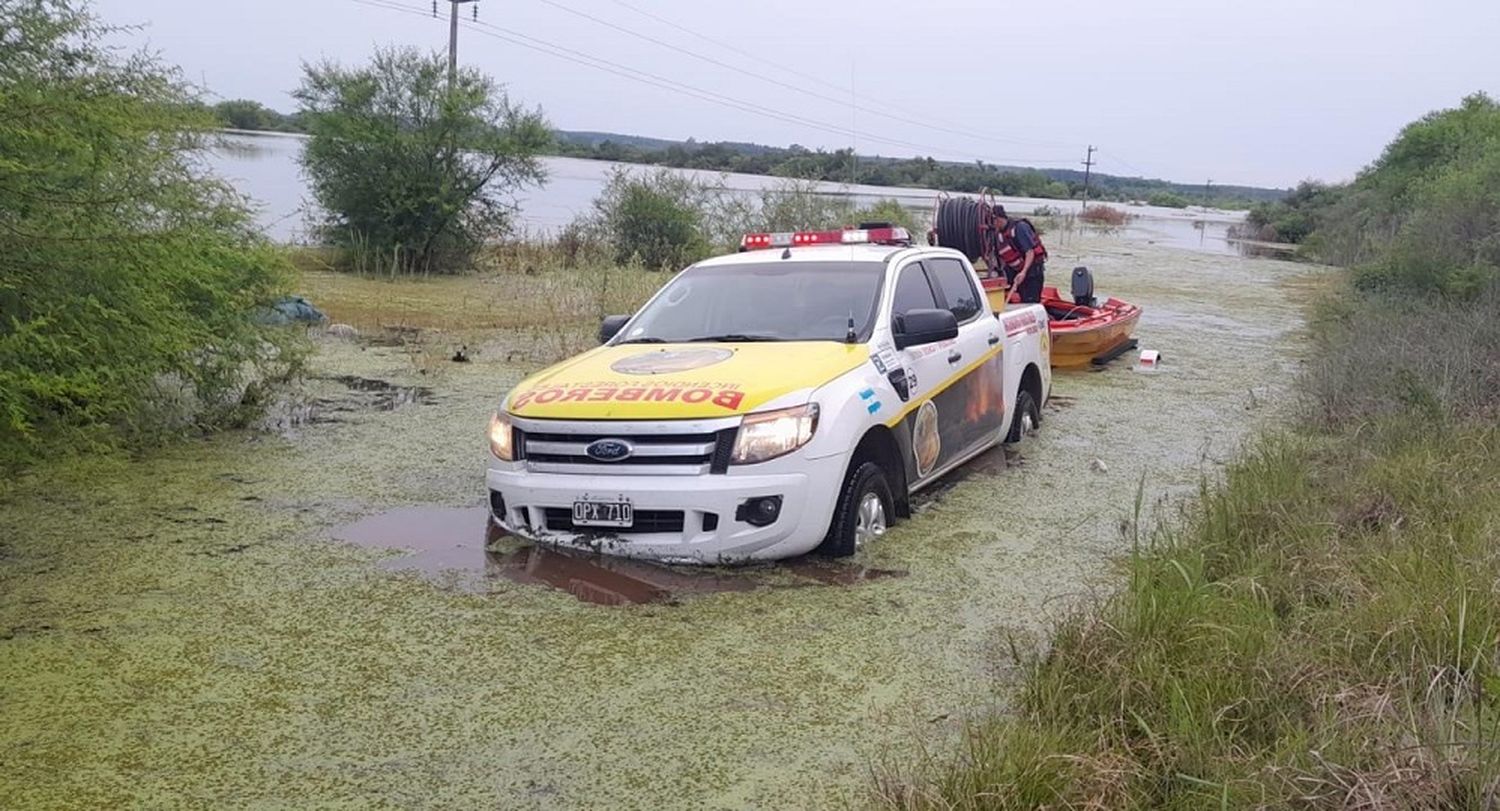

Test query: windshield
[617,261,886,343]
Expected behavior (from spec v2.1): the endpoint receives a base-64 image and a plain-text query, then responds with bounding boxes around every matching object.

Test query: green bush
[851,198,928,234]
[296,47,550,275]
[213,98,302,132]
[591,168,714,269]
[754,182,927,235]
[755,179,854,233]
[1314,93,1500,284]
[0,0,290,468]
[1352,146,1500,297]
[1145,190,1190,209]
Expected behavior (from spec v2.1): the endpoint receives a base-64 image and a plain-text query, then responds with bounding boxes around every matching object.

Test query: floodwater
[329,505,902,604]
[0,233,1318,809]
[205,130,1247,254]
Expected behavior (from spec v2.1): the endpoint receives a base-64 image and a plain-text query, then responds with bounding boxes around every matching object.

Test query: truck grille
[518,427,736,475]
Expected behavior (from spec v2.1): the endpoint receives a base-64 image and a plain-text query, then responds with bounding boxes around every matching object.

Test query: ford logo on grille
[586,438,634,462]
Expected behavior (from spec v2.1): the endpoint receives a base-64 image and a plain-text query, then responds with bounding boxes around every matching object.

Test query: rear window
[927,257,982,322]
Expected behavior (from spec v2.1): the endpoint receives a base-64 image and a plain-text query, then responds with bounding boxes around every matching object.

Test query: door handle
[947,350,963,364]
[987,334,1000,345]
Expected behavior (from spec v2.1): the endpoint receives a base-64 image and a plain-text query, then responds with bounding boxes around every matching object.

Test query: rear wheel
[815,461,893,557]
[1006,390,1040,444]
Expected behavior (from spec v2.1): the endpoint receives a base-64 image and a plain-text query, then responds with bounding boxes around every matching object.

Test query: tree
[213,98,301,132]
[295,47,549,274]
[0,0,289,467]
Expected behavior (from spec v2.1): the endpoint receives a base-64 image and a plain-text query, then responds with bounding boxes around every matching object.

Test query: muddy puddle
[331,506,905,605]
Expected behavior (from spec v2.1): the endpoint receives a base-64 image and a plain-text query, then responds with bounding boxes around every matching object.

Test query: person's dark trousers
[1005,263,1045,303]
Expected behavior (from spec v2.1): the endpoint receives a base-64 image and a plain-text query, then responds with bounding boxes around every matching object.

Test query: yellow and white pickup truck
[485,226,1051,564]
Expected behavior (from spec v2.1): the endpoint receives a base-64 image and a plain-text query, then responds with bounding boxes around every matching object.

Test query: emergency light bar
[740,226,911,251]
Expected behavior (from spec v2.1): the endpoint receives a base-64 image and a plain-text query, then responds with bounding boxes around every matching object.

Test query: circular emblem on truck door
[610,348,733,375]
[912,401,941,477]
[586,438,634,462]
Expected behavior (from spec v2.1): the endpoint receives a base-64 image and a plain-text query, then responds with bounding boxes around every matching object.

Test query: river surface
[0,228,1316,808]
[206,130,1246,255]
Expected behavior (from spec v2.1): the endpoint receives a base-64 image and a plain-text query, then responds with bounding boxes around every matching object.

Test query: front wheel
[1005,390,1040,444]
[815,461,894,557]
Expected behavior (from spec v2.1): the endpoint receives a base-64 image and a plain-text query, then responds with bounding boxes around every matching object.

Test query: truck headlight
[731,404,818,465]
[487,412,515,461]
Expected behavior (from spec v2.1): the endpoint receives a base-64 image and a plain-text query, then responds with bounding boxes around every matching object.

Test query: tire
[1005,389,1040,444]
[815,461,894,558]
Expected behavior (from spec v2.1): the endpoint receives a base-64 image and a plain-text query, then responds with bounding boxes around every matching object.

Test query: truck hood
[506,342,867,420]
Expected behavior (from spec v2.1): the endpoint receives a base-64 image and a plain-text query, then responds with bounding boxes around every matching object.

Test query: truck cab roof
[695,242,963,270]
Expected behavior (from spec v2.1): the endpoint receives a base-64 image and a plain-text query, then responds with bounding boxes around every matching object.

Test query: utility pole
[1080,145,1097,211]
[439,0,479,90]
[1204,178,1213,206]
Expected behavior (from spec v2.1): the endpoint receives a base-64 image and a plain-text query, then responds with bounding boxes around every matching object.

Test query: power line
[354,0,1078,166]
[605,0,1088,155]
[535,0,1080,154]
[355,0,872,146]
[606,0,851,95]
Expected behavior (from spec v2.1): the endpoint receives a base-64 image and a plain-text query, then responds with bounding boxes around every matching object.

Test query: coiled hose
[933,196,990,262]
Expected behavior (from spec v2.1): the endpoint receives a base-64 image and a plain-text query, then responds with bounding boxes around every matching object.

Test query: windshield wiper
[617,336,668,344]
[686,334,783,343]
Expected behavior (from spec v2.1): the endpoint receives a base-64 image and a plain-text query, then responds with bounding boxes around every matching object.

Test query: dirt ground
[0,235,1317,809]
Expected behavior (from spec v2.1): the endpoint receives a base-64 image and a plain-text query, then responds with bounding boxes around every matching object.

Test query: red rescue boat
[982,278,1142,369]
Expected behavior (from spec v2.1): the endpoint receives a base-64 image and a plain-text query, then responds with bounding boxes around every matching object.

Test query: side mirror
[599,314,630,344]
[893,308,959,349]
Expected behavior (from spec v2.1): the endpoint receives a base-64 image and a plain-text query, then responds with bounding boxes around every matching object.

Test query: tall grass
[877,427,1500,809]
[291,240,664,367]
[873,285,1500,809]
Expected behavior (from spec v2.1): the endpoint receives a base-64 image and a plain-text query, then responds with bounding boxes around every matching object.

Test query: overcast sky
[96,0,1498,188]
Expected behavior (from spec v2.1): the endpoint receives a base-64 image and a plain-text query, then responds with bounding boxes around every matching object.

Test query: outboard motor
[1071,266,1097,307]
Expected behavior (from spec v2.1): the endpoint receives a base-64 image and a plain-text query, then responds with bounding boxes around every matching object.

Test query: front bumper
[485,454,845,563]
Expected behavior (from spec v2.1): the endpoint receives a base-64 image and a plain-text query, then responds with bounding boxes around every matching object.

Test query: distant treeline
[553,134,1282,209]
[209,98,1286,208]
[212,98,304,133]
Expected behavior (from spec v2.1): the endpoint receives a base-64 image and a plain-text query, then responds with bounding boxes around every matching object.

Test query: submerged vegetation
[876,95,1500,809]
[0,0,289,468]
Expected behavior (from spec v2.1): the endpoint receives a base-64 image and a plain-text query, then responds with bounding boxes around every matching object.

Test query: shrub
[851,198,928,234]
[1313,93,1500,280]
[0,0,290,467]
[1145,190,1190,208]
[213,98,302,132]
[1078,204,1130,226]
[591,168,716,269]
[755,179,854,233]
[1245,180,1344,245]
[1351,147,1500,298]
[295,47,549,275]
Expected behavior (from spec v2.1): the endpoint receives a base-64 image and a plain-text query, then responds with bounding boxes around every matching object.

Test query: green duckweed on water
[1,236,1320,808]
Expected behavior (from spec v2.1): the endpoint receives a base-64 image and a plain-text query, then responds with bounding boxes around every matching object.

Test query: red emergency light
[740,226,912,251]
